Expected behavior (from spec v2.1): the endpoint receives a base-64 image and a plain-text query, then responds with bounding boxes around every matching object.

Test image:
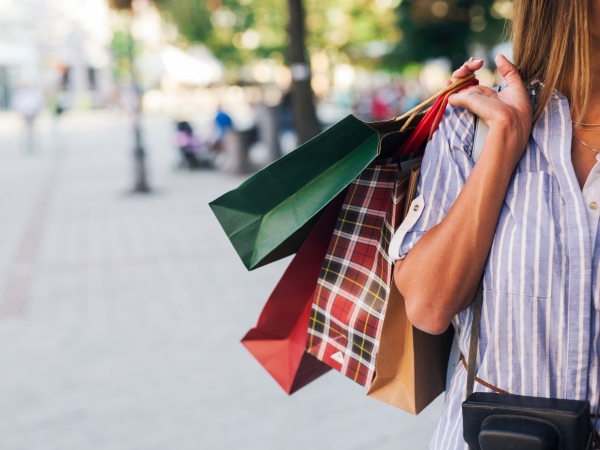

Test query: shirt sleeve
[389,105,476,261]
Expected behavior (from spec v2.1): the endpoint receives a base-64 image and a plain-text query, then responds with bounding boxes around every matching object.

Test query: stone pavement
[0,110,444,450]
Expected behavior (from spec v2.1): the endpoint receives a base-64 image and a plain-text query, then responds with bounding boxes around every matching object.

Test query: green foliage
[156,0,509,69]
[156,0,402,66]
[389,0,508,69]
[158,0,214,45]
[157,0,289,65]
[111,28,133,81]
[304,0,400,63]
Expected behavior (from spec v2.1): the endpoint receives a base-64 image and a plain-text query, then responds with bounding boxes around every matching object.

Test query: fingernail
[469,57,474,61]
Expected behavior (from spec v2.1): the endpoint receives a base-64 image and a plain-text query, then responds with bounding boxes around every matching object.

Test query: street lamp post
[109,0,151,193]
[127,31,150,193]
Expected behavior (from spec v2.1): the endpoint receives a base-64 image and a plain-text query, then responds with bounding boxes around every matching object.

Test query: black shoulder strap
[466,284,483,398]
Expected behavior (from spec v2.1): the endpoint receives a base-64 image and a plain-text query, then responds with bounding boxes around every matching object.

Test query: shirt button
[591,202,598,210]
[414,204,419,212]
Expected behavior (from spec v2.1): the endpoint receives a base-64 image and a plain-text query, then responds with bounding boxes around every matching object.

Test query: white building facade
[0,0,114,110]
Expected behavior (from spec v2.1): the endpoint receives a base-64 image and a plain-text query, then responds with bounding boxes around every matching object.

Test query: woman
[390,0,600,447]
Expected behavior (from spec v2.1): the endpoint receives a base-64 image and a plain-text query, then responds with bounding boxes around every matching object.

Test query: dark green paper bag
[209,114,423,271]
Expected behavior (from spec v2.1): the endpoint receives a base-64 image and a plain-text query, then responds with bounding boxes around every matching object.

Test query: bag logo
[331,351,344,364]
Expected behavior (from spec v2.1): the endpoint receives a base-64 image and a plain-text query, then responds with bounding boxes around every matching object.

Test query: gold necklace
[573,135,600,155]
[573,120,600,127]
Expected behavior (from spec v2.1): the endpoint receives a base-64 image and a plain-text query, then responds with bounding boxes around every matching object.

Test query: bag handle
[464,87,504,397]
[471,117,488,163]
[394,74,478,131]
[466,284,483,397]
[394,76,479,158]
[464,105,493,397]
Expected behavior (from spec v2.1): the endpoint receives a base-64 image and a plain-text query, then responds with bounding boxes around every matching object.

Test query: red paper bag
[241,191,345,393]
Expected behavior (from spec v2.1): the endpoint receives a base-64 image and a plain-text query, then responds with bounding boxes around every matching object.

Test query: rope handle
[394,74,478,132]
[426,81,478,140]
[393,75,478,158]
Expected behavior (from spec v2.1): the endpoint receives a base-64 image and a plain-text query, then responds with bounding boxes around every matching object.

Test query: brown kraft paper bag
[366,165,454,415]
[366,281,454,414]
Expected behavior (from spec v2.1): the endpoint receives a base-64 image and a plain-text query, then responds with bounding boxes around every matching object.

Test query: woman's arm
[394,54,533,335]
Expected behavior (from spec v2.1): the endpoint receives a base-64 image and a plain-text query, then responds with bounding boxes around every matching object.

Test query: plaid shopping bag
[306,159,409,388]
[305,76,478,391]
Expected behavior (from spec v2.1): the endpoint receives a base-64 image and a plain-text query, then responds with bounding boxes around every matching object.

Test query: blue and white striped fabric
[393,88,600,449]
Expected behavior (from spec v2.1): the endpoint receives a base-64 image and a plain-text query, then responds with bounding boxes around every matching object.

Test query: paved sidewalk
[0,111,443,449]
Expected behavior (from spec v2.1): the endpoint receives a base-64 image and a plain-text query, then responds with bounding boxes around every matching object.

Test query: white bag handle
[472,117,488,163]
[471,85,501,163]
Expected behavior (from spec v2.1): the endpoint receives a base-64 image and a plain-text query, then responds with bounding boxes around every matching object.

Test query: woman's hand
[446,57,484,85]
[393,55,533,335]
[448,54,533,168]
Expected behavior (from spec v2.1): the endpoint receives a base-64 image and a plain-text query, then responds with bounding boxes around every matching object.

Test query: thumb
[496,53,523,87]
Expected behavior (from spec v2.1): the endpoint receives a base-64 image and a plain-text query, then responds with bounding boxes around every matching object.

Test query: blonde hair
[511,0,591,122]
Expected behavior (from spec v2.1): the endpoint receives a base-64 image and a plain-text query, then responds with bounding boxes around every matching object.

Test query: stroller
[175,121,213,169]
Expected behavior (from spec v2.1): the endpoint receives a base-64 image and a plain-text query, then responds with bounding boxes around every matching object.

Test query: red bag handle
[394,75,479,157]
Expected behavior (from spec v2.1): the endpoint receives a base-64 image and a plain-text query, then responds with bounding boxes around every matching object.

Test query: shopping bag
[366,282,454,414]
[241,190,346,393]
[207,77,481,271]
[209,114,426,271]
[305,76,477,409]
[364,160,454,414]
[367,80,481,413]
[305,157,407,387]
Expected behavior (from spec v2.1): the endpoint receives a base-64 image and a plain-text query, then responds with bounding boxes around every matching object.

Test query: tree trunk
[287,0,320,144]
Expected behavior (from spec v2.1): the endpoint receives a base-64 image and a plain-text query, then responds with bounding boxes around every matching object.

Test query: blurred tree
[156,0,402,67]
[157,0,324,142]
[111,29,134,81]
[304,0,401,67]
[389,0,510,69]
[288,0,320,143]
[153,0,509,138]
[157,0,289,65]
[110,0,136,9]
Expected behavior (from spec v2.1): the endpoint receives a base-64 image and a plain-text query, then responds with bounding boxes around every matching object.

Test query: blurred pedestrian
[175,120,210,169]
[48,89,67,156]
[212,107,233,150]
[12,84,43,154]
[369,90,393,121]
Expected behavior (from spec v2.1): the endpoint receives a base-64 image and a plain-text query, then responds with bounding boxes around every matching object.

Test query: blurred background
[0,0,511,448]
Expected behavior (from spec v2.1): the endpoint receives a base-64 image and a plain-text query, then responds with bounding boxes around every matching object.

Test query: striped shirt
[389,87,600,449]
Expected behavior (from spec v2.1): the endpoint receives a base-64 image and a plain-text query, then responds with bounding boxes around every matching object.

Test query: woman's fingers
[444,58,484,87]
[451,58,484,81]
[448,85,498,109]
[448,54,532,154]
[447,88,500,123]
[458,85,497,98]
[495,54,523,88]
